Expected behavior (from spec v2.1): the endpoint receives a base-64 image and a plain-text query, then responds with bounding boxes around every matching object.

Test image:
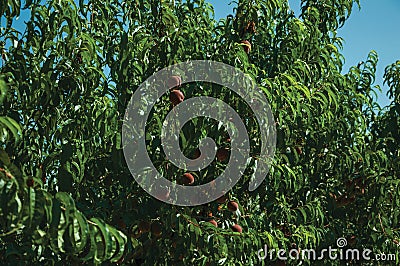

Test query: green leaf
[0,116,21,141]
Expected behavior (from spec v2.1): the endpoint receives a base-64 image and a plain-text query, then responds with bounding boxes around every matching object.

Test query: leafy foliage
[0,0,399,265]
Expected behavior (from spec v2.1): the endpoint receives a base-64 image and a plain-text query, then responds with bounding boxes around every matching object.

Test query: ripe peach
[26,178,34,187]
[216,147,229,162]
[231,224,242,233]
[167,75,182,89]
[151,221,162,236]
[216,194,228,203]
[180,173,194,185]
[155,187,170,201]
[169,89,184,105]
[227,201,238,212]
[208,219,218,227]
[240,40,251,54]
[192,148,201,159]
[138,221,151,233]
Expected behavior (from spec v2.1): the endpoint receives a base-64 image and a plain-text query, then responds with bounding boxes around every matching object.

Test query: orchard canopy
[0,0,399,265]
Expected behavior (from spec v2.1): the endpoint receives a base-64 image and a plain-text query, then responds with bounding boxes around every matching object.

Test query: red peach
[155,187,170,201]
[167,75,182,89]
[138,221,151,233]
[216,195,228,203]
[180,173,194,185]
[231,224,242,233]
[208,220,218,227]
[240,40,251,53]
[151,222,162,236]
[26,178,34,187]
[169,90,184,105]
[216,148,229,162]
[227,201,239,212]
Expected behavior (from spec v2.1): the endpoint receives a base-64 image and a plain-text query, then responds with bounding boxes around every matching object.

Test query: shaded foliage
[0,0,399,265]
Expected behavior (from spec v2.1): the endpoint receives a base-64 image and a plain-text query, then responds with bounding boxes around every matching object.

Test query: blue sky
[208,0,400,107]
[4,1,399,107]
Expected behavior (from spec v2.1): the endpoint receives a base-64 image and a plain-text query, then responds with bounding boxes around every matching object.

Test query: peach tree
[0,0,399,265]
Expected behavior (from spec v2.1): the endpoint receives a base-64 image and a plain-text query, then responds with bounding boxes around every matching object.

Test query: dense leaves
[0,0,399,265]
